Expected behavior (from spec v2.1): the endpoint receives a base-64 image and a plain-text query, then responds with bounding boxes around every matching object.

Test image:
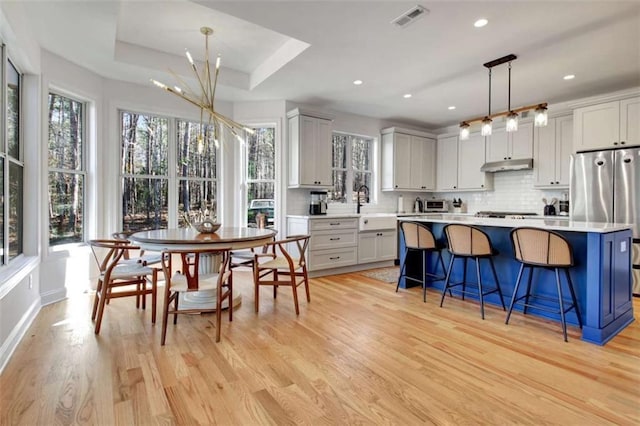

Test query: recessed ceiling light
[448,106,456,110]
[353,79,363,85]
[403,94,412,99]
[563,74,575,80]
[474,18,488,28]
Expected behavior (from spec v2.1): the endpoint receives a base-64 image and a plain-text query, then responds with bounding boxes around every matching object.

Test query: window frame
[330,131,374,205]
[47,91,87,248]
[242,124,277,228]
[118,109,220,231]
[1,45,24,265]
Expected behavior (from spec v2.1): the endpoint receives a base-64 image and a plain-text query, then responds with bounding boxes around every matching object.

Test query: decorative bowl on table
[193,218,221,234]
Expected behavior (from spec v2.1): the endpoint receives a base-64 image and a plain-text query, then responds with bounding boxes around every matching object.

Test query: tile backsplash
[289,170,567,216]
[433,170,567,215]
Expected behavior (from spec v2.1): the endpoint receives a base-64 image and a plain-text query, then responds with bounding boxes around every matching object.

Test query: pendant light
[505,61,519,132]
[458,54,548,137]
[480,67,492,137]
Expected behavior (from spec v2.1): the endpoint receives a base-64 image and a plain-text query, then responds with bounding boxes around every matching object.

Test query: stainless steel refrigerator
[570,146,640,295]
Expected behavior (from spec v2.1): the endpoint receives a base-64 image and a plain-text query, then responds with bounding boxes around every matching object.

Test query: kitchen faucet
[356,185,369,214]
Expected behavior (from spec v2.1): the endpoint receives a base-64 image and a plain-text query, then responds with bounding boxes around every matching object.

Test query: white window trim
[331,131,375,205]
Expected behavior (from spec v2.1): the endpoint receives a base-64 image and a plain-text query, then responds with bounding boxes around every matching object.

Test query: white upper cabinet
[435,133,492,191]
[573,96,639,152]
[381,128,436,191]
[287,108,334,188]
[485,122,533,162]
[534,115,573,188]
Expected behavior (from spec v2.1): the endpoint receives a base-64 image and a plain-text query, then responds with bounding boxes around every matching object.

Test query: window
[1,48,23,264]
[48,93,85,246]
[120,111,219,232]
[245,126,275,227]
[176,120,217,226]
[120,111,169,232]
[329,133,373,203]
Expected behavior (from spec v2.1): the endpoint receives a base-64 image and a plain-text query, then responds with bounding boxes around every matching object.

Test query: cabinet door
[613,232,633,319]
[620,97,640,147]
[314,118,333,186]
[574,101,620,152]
[298,116,318,186]
[458,132,486,190]
[358,232,377,263]
[411,136,436,190]
[436,136,458,190]
[486,128,509,162]
[510,121,533,160]
[555,116,573,186]
[394,133,412,189]
[534,118,557,187]
[378,231,397,261]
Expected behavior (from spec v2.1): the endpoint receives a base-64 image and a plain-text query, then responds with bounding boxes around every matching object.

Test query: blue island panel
[398,221,634,345]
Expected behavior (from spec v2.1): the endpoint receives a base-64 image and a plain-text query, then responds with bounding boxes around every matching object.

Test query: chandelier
[151,27,254,146]
[459,54,548,141]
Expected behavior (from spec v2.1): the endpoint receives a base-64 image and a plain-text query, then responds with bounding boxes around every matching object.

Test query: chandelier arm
[211,57,220,107]
[189,59,211,106]
[168,69,199,99]
[209,109,249,131]
[162,86,209,110]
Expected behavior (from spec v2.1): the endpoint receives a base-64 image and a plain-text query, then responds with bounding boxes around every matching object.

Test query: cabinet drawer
[310,229,358,250]
[309,247,358,271]
[310,218,358,231]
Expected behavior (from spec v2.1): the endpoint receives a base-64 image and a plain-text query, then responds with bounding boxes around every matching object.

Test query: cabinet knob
[508,157,512,159]
[621,141,626,145]
[481,184,484,188]
[614,142,618,145]
[556,181,560,184]
[453,186,457,189]
[504,157,507,160]
[395,185,398,188]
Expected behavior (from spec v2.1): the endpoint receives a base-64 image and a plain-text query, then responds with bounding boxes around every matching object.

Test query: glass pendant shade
[459,123,470,140]
[481,117,493,136]
[505,111,519,132]
[534,105,548,127]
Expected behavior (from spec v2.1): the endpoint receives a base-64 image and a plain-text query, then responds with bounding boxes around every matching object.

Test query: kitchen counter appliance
[309,190,327,215]
[570,146,640,295]
[424,199,448,212]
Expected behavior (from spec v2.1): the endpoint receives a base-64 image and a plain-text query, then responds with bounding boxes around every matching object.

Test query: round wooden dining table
[130,227,277,310]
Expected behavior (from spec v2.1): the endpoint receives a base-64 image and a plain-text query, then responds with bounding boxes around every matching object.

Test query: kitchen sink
[358,213,397,231]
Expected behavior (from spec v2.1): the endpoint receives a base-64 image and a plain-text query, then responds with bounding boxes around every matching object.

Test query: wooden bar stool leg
[555,268,569,342]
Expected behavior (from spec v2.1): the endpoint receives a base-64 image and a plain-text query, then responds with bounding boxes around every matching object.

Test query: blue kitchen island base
[398,216,635,345]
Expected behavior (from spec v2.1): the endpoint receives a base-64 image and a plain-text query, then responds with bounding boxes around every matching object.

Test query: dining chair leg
[173,292,179,325]
[291,275,300,315]
[303,268,311,303]
[91,279,103,321]
[161,288,171,345]
[94,281,109,334]
[151,269,158,324]
[254,266,260,313]
[215,281,223,342]
[274,270,279,299]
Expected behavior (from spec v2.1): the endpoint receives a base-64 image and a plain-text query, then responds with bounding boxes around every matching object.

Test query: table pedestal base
[179,290,242,311]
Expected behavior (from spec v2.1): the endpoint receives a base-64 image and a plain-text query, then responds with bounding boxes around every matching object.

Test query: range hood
[480,158,533,172]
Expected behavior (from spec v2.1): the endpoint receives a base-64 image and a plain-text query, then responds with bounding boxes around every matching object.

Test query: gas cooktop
[474,211,538,219]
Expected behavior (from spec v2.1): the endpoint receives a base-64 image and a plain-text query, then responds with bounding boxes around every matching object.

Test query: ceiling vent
[392,5,429,28]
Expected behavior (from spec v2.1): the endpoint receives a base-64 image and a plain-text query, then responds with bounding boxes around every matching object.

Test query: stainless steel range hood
[480,158,533,172]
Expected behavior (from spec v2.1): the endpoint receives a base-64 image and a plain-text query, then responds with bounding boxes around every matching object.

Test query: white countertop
[398,214,632,233]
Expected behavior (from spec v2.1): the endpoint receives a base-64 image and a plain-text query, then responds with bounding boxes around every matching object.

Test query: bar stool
[396,222,447,302]
[439,224,506,319]
[505,227,583,342]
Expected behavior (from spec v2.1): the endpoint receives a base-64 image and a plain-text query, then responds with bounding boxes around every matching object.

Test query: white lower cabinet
[358,230,397,264]
[287,216,358,271]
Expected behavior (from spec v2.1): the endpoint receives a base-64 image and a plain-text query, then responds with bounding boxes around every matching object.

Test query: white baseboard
[0,299,41,374]
[40,287,67,306]
[309,260,395,278]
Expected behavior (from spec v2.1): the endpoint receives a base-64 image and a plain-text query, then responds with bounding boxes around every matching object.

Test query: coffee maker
[309,191,327,215]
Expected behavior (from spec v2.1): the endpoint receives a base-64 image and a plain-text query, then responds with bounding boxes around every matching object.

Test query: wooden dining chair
[252,235,310,315]
[159,247,232,344]
[89,239,158,334]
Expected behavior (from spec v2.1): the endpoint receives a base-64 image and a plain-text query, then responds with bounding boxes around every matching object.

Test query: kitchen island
[398,215,634,345]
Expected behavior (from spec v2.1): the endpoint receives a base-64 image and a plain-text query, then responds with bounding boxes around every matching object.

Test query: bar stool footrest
[513,294,579,315]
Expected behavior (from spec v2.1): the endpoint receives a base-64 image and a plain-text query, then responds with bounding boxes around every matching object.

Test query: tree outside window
[245,127,275,227]
[48,93,85,246]
[329,133,373,204]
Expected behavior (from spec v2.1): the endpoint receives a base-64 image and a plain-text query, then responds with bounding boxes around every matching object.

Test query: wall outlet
[29,275,33,289]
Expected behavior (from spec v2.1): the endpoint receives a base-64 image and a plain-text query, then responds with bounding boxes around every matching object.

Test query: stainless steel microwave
[424,199,448,212]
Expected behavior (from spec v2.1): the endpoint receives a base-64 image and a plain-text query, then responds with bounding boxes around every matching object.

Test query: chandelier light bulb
[185,50,194,65]
[506,111,519,132]
[534,104,548,127]
[459,122,470,140]
[481,117,493,136]
[215,55,221,70]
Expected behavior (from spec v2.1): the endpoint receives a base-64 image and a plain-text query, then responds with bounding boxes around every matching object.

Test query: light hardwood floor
[1,269,639,425]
